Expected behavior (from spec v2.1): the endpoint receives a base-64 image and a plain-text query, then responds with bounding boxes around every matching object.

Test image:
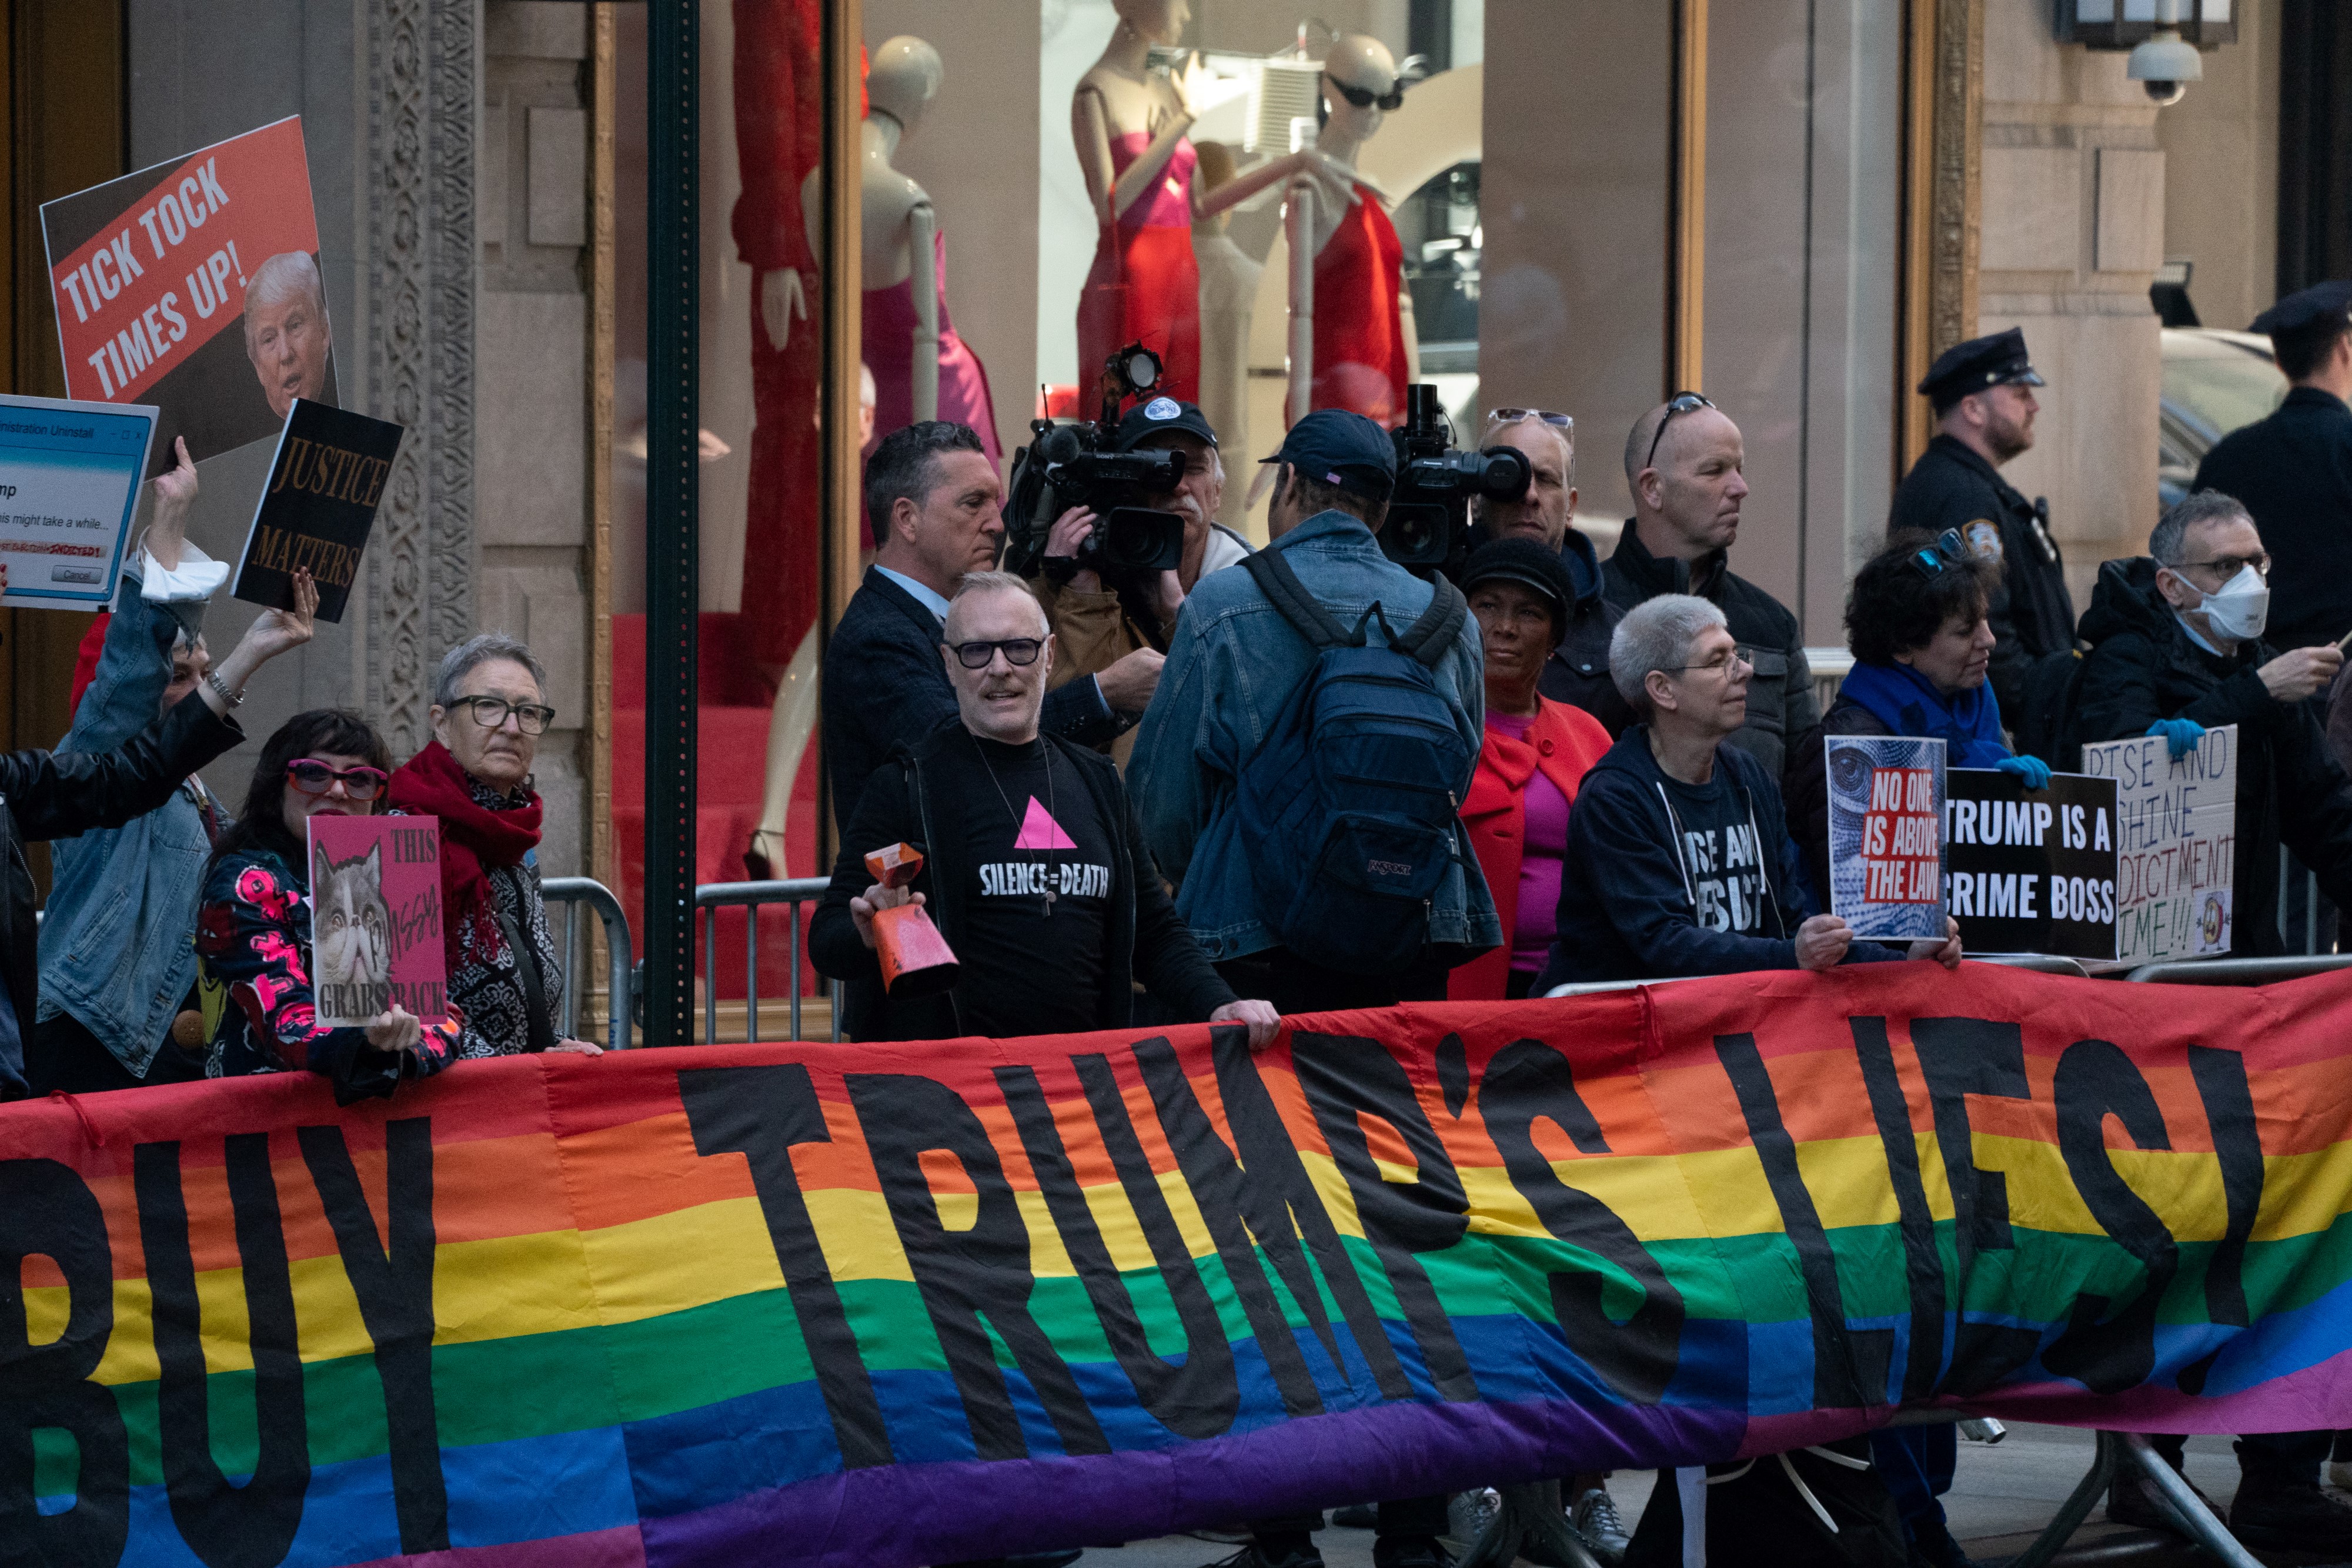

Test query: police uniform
[2193,280,2352,653]
[1888,327,2074,730]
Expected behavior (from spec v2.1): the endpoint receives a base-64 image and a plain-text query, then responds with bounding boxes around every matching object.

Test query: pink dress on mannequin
[864,228,1002,462]
[1077,131,1201,401]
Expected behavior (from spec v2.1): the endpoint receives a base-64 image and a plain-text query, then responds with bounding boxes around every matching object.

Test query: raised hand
[146,436,199,570]
[201,568,318,715]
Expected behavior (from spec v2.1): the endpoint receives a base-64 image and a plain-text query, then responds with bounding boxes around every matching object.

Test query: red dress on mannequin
[733,0,824,671]
[1077,131,1200,401]
[1307,183,1410,428]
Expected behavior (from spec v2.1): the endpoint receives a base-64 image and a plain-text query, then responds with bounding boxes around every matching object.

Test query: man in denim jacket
[32,440,235,1093]
[1132,409,1498,1011]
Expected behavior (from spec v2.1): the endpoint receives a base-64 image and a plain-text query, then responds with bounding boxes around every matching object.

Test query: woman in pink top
[1449,539,1613,1001]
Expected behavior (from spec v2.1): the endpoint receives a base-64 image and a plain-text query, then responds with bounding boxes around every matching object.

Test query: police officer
[2194,280,2352,653]
[1889,327,2074,730]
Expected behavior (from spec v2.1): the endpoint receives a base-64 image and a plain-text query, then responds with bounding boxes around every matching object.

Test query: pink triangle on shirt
[1014,796,1077,851]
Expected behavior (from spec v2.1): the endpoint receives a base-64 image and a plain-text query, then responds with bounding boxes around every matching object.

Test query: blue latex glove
[2146,717,2207,759]
[1995,753,2053,790]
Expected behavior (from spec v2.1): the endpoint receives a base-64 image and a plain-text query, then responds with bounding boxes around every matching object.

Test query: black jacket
[1889,434,2076,728]
[1536,727,1900,986]
[2194,386,2352,653]
[1602,524,1818,786]
[810,725,1237,1041]
[2072,556,2352,957]
[1538,526,1633,734]
[1,690,243,1098]
[820,567,1124,837]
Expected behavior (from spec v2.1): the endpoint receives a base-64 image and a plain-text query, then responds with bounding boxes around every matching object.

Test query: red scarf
[387,741,543,963]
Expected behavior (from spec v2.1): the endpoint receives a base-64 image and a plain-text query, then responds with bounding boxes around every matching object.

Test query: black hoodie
[2073,556,2352,957]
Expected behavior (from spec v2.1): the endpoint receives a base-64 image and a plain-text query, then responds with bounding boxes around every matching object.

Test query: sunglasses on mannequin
[1325,73,1406,112]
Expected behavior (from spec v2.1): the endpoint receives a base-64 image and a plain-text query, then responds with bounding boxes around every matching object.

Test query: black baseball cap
[1917,326,2045,412]
[1459,537,1576,628]
[2251,280,2352,338]
[1258,409,1397,498]
[1116,396,1218,451]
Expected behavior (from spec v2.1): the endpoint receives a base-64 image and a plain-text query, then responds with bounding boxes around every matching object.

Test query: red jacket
[1449,697,1612,1000]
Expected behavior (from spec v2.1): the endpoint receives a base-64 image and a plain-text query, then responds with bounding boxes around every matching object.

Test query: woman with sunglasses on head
[386,634,600,1057]
[1791,531,2057,918]
[196,708,472,1102]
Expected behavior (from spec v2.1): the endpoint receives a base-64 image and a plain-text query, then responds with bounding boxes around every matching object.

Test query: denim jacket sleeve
[1129,599,1221,885]
[62,574,176,756]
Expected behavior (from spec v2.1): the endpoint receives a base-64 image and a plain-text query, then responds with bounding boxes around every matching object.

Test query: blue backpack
[1235,549,1477,975]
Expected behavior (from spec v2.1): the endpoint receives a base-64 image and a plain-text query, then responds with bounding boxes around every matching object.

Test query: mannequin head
[1112,0,1191,47]
[867,36,943,136]
[1321,35,1399,146]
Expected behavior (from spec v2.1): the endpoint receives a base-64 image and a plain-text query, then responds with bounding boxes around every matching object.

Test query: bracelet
[203,670,245,707]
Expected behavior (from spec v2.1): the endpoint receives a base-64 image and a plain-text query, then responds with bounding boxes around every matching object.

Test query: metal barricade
[539,877,633,1052]
[2127,952,2352,984]
[694,878,838,1044]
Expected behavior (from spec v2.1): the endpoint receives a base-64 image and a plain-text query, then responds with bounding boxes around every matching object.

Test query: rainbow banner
[6,961,2352,1567]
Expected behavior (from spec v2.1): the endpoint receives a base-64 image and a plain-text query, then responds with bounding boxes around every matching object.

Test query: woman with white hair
[1537,593,1961,987]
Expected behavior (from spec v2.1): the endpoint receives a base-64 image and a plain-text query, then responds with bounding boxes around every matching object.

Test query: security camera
[2127,29,2201,108]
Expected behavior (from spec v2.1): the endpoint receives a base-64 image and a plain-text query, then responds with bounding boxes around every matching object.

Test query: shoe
[1206,1543,1322,1568]
[744,830,774,881]
[2230,1475,2352,1554]
[1371,1537,1454,1568]
[2106,1464,2217,1537]
[1571,1487,1630,1566]
[1903,1518,1975,1568]
[1330,1503,1377,1529]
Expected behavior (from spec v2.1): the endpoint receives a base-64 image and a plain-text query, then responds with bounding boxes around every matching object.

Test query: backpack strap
[1242,549,1359,650]
[1392,574,1469,669]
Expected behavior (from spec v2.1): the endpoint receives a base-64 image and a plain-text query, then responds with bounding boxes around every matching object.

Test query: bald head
[1626,400,1748,563]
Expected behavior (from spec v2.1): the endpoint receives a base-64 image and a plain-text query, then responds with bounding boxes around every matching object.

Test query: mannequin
[800,35,1001,463]
[1073,0,1352,401]
[1284,35,1420,428]
[1191,141,1261,493]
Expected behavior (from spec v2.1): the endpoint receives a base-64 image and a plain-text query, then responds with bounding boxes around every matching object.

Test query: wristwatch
[203,670,245,707]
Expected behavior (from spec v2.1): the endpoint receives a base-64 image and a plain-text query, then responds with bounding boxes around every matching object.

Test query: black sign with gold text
[231,396,402,622]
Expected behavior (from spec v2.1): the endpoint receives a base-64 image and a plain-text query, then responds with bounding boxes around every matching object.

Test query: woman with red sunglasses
[195,709,476,1102]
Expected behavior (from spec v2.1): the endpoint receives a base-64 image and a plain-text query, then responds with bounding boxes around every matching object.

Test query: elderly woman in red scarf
[387,633,600,1055]
[1449,539,1614,1001]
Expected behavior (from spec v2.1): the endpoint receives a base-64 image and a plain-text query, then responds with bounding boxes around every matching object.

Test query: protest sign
[1945,768,2119,960]
[0,392,154,610]
[2080,724,2237,964]
[232,399,402,622]
[306,814,449,1026]
[41,116,336,474]
[5,964,2351,1568]
[1826,734,1946,938]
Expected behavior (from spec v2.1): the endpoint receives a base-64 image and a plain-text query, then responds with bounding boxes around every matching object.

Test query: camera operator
[1030,398,1252,762]
[808,570,1278,1049]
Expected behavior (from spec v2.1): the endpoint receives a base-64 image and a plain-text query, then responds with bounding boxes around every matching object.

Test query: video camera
[1003,343,1188,584]
[1381,384,1532,576]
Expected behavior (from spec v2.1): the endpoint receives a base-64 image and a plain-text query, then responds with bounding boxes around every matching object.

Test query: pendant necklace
[973,733,1058,915]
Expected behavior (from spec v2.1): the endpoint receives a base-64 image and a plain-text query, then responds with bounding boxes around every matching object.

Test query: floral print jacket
[195,845,468,1104]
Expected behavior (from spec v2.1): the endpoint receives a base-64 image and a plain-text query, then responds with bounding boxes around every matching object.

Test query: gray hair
[242,250,327,350]
[2152,489,2252,567]
[433,631,548,710]
[1610,593,1728,716]
[944,570,1048,640]
[1480,411,1575,492]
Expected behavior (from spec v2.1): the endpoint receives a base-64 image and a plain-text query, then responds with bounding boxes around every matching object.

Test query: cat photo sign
[308,814,450,1027]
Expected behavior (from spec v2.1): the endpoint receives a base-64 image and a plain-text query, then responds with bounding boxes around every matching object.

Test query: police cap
[1918,326,2046,413]
[2250,281,2352,339]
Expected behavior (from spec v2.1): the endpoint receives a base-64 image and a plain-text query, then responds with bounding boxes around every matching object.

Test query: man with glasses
[1888,327,2075,731]
[2069,489,2352,1556]
[1466,407,1631,733]
[809,571,1275,1053]
[1605,394,1817,793]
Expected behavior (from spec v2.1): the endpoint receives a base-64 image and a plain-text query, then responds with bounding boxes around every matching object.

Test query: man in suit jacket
[822,420,1140,839]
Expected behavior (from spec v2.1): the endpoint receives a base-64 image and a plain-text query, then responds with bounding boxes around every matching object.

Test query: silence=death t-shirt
[1659,767,1777,937]
[950,734,1114,1038]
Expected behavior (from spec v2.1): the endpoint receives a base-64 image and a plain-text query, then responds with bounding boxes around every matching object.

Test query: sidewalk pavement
[1084,1424,2338,1567]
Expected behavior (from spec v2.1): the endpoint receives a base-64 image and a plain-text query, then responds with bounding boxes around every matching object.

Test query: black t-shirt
[945,734,1116,1038]
[1660,768,1777,937]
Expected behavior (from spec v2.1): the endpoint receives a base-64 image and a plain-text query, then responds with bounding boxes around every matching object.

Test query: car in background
[2160,327,2288,509]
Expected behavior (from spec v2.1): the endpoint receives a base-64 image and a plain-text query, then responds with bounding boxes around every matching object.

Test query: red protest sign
[41,116,337,474]
[1862,764,1941,902]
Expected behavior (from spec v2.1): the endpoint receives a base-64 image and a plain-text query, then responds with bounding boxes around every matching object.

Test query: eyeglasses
[1486,408,1575,435]
[286,760,389,800]
[1643,391,1716,473]
[1906,528,1970,579]
[947,637,1044,670]
[1325,72,1405,111]
[1666,648,1754,678]
[448,695,556,735]
[2171,551,2270,581]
